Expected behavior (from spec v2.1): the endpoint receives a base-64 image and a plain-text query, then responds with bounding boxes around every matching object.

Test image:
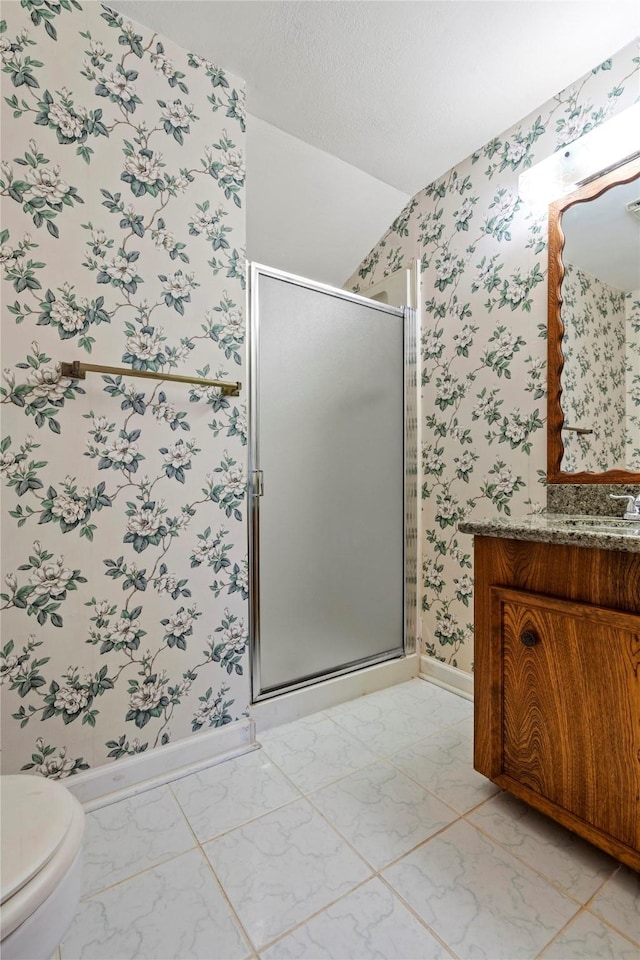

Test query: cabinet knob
[520,630,539,648]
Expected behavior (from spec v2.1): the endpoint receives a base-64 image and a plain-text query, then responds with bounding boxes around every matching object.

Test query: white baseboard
[64,655,468,809]
[419,655,474,701]
[251,654,419,734]
[66,718,256,811]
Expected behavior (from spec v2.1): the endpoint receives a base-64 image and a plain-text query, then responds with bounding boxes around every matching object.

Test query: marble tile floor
[58,679,640,960]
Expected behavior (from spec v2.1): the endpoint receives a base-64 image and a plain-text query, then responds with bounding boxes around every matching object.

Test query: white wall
[246,116,410,287]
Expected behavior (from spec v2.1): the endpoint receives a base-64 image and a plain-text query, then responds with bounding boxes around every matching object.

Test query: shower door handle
[252,470,264,497]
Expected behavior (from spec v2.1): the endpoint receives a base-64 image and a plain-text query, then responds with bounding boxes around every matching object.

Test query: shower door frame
[247,262,417,703]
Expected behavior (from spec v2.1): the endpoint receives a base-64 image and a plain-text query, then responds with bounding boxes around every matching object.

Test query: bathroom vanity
[459,516,640,871]
[458,152,639,871]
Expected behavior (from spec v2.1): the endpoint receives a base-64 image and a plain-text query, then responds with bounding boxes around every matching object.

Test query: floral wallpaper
[560,263,627,472]
[625,291,640,467]
[0,2,248,777]
[347,38,640,675]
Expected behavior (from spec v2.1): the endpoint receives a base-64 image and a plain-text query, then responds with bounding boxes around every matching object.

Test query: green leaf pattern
[348,42,640,671]
[1,3,247,776]
[561,263,639,472]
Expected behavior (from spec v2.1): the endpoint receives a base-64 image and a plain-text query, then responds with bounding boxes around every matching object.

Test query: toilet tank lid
[1,775,81,904]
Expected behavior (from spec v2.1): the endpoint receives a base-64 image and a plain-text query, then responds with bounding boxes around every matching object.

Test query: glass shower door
[249,264,408,700]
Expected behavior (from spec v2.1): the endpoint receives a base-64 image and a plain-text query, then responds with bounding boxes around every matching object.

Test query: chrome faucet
[610,494,640,520]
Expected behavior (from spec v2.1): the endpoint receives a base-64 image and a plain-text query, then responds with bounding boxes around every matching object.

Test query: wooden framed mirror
[547,155,640,483]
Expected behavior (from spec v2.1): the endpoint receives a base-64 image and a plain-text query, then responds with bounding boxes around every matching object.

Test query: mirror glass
[559,171,640,473]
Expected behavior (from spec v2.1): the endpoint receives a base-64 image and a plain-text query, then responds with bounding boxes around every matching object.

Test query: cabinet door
[492,587,640,851]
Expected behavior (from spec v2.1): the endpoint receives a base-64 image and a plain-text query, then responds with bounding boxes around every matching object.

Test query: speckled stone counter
[458,514,640,553]
[546,484,640,516]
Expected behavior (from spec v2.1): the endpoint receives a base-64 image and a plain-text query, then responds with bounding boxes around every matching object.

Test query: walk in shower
[248,264,417,701]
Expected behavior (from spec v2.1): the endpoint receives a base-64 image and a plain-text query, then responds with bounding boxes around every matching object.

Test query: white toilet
[1,775,85,960]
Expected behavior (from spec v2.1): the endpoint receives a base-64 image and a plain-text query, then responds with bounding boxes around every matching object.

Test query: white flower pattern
[1,2,247,779]
[348,45,639,672]
[1,3,637,777]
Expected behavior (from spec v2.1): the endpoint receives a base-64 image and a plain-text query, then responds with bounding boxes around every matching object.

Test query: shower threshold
[250,653,419,735]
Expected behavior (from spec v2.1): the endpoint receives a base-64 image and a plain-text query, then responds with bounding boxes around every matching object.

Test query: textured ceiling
[113,1,640,195]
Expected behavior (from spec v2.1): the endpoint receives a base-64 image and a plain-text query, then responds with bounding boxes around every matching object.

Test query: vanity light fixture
[626,196,640,220]
[518,101,640,208]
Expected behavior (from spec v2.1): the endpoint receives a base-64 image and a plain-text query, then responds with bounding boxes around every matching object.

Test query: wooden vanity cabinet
[473,536,640,871]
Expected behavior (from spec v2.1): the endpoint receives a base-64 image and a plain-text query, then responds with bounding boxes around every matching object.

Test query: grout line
[253,800,461,958]
[533,905,588,959]
[256,709,332,741]
[81,791,264,957]
[258,706,480,829]
[582,863,622,909]
[79,740,260,813]
[166,781,205,848]
[291,742,461,862]
[384,753,484,820]
[78,784,200,901]
[259,741,384,796]
[582,865,640,950]
[181,732,463,956]
[74,681,632,960]
[187,762,376,955]
[320,711,432,756]
[303,790,387,873]
[81,788,271,957]
[258,697,474,807]
[533,898,640,960]
[254,692,631,957]
[255,737,466,875]
[374,815,465,873]
[194,793,305,845]
[78,845,199,901]
[167,769,305,846]
[194,843,257,959]
[534,899,640,959]
[376,872,460,960]
[461,803,621,910]
[460,815,599,910]
[243,688,472,956]
[583,905,640,950]
[255,875,375,956]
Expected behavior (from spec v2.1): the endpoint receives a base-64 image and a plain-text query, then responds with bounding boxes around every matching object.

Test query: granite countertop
[458,514,640,553]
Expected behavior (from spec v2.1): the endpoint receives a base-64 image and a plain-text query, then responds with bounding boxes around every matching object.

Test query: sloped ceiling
[113,1,639,195]
[246,117,411,287]
[111,1,639,284]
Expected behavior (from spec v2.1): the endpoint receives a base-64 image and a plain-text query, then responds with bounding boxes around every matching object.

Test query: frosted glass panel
[254,273,404,695]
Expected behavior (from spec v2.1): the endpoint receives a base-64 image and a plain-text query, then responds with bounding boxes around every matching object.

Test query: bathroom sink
[552,516,640,535]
